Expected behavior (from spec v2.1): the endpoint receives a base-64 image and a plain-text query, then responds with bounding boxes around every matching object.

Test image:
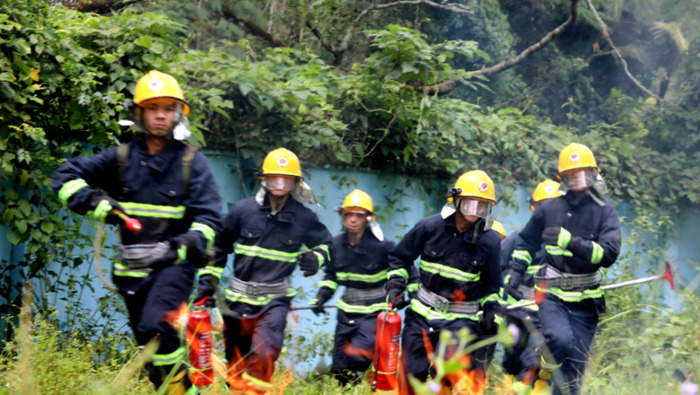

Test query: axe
[506,261,678,312]
[289,304,337,311]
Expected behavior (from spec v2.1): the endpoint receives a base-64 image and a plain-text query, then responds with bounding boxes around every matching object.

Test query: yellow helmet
[558,143,599,175]
[530,179,562,211]
[261,148,303,179]
[341,189,374,214]
[448,170,496,204]
[492,220,507,240]
[133,70,190,116]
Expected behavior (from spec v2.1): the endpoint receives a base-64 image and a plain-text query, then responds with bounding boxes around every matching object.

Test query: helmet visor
[561,168,595,191]
[265,175,297,193]
[459,198,491,219]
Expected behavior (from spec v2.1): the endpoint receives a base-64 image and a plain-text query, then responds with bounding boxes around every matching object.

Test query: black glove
[542,226,573,249]
[504,269,524,301]
[480,301,502,335]
[169,233,206,266]
[149,244,180,270]
[149,234,199,270]
[88,191,124,225]
[311,287,334,316]
[298,251,320,277]
[385,279,409,310]
[195,274,218,308]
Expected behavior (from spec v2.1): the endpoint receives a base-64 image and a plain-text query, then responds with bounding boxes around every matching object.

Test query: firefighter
[492,220,507,241]
[309,189,395,386]
[52,70,221,394]
[198,147,332,394]
[500,179,562,391]
[505,143,621,394]
[386,170,503,394]
[470,220,508,378]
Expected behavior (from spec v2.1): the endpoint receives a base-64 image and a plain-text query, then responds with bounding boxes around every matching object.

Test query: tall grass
[1,291,698,394]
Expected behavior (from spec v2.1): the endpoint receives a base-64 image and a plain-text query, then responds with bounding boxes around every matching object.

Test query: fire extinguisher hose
[94,223,118,293]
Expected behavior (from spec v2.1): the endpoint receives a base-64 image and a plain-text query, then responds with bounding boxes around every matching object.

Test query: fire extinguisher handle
[195,295,211,307]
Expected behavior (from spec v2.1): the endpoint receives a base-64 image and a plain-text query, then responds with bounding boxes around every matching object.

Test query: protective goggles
[265,175,297,192]
[343,210,369,218]
[458,198,491,219]
[561,168,595,191]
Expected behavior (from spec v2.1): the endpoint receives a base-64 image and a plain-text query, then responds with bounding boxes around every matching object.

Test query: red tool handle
[111,210,142,233]
[195,296,211,307]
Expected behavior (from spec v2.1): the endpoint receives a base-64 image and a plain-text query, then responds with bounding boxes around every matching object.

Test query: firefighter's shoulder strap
[116,143,198,194]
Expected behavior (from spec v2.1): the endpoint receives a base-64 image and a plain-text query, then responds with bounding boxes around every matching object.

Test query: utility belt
[516,284,535,300]
[416,286,480,315]
[341,286,386,304]
[115,243,170,268]
[534,266,600,290]
[229,277,290,297]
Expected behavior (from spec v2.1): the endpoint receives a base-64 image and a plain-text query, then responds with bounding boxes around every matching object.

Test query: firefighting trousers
[115,261,197,387]
[330,309,378,383]
[223,302,289,392]
[400,309,481,385]
[539,294,599,395]
[502,308,542,381]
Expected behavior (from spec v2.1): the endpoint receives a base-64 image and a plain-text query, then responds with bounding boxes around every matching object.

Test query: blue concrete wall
[1,151,698,371]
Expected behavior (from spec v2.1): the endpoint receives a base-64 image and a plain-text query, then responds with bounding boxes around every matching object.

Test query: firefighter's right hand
[387,289,409,310]
[297,251,320,277]
[504,269,524,300]
[480,301,501,335]
[195,274,217,308]
[310,299,326,316]
[385,279,408,309]
[89,193,124,225]
[311,288,333,316]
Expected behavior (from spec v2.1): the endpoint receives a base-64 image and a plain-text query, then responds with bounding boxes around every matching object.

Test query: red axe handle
[110,210,142,233]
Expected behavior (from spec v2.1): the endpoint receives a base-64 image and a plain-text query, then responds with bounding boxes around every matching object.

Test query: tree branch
[310,0,473,65]
[221,3,287,48]
[305,19,343,65]
[585,0,662,101]
[61,0,142,13]
[415,0,580,94]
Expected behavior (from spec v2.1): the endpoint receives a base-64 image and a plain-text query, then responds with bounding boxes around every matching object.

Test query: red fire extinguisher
[372,306,402,392]
[188,296,214,386]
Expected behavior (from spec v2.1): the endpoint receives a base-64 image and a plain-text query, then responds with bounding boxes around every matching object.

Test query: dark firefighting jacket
[215,194,332,314]
[52,138,221,279]
[317,231,394,314]
[510,190,621,304]
[387,213,502,321]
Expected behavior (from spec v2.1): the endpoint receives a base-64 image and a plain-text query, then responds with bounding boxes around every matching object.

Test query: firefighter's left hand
[169,234,207,267]
[542,226,571,249]
[151,234,200,269]
[297,251,320,277]
[480,301,502,335]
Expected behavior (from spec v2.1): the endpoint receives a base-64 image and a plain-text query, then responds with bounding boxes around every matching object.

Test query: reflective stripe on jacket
[319,231,394,313]
[215,195,332,304]
[52,138,221,277]
[511,190,621,303]
[387,213,502,311]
